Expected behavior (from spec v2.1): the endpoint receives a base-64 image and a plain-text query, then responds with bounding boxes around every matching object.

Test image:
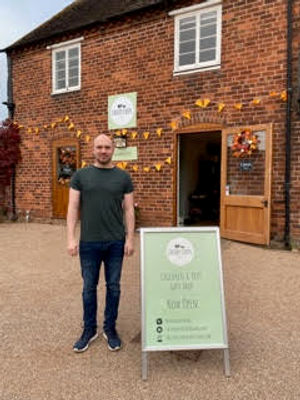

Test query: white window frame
[47,37,83,95]
[170,1,222,75]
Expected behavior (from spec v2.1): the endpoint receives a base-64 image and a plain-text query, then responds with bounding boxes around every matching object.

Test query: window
[170,1,222,74]
[48,37,83,94]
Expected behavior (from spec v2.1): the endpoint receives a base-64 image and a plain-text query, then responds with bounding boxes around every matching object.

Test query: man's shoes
[73,327,98,352]
[103,328,122,351]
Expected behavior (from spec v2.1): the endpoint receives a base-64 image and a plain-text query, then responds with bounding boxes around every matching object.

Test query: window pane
[179,53,196,66]
[55,51,65,61]
[180,41,196,54]
[200,24,217,38]
[180,16,196,30]
[180,29,196,42]
[56,60,66,72]
[200,11,217,26]
[56,70,65,80]
[69,77,79,87]
[226,132,265,196]
[199,49,216,62]
[200,37,216,51]
[68,47,79,58]
[56,78,66,90]
[69,67,79,78]
[69,59,79,69]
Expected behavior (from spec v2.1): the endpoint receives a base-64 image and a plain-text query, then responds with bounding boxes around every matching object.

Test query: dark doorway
[178,131,221,226]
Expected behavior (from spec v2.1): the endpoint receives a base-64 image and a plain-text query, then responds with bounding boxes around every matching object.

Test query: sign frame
[140,227,230,379]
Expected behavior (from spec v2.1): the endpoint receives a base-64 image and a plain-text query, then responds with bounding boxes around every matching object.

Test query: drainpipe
[284,0,293,248]
[1,52,17,220]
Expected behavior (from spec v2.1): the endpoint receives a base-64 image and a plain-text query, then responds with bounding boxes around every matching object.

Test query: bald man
[67,134,134,352]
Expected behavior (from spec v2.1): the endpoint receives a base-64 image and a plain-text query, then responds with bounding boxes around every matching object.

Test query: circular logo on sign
[110,96,134,126]
[166,238,194,266]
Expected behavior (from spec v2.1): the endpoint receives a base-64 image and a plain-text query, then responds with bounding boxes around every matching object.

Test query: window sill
[173,64,221,77]
[51,87,81,96]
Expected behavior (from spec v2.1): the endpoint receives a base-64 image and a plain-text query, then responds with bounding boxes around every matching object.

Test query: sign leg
[142,351,148,380]
[223,348,231,377]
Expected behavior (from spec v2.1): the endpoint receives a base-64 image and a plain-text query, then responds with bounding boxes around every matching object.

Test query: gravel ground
[1,223,300,400]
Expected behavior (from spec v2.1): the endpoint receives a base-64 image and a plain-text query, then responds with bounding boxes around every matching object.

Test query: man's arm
[123,192,135,257]
[67,188,80,256]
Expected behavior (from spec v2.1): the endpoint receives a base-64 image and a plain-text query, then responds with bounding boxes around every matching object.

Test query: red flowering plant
[0,120,22,217]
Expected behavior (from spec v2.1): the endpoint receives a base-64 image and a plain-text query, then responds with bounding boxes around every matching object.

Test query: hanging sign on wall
[108,92,137,129]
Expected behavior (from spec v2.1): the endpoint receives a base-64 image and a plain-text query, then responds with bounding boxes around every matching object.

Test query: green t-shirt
[70,165,134,241]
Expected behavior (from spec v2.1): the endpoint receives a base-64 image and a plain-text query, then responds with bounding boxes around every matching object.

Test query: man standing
[67,134,134,352]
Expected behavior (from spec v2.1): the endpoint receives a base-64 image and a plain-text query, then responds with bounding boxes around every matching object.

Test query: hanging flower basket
[231,129,259,158]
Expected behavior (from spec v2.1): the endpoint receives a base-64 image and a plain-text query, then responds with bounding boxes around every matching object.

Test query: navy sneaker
[73,328,98,353]
[103,328,122,351]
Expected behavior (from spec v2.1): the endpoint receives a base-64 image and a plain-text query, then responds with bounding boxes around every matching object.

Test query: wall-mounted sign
[108,92,137,129]
[239,160,253,171]
[140,227,230,379]
[112,146,138,161]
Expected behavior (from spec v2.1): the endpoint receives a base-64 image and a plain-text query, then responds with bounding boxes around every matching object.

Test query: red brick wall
[7,0,300,244]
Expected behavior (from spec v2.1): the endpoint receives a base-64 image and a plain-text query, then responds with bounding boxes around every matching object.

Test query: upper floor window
[170,1,222,75]
[47,37,83,95]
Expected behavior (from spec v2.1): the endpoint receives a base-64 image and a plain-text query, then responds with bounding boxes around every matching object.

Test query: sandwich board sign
[140,227,230,379]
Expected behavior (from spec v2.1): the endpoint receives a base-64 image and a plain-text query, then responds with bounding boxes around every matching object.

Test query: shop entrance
[178,131,221,226]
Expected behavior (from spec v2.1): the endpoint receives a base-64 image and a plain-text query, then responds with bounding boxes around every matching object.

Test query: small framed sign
[113,136,127,148]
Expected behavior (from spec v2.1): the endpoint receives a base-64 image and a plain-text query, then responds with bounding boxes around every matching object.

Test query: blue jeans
[79,240,125,331]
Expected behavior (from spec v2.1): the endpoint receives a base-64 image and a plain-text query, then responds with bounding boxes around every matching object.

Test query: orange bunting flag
[115,130,121,136]
[35,127,39,134]
[131,131,138,139]
[165,157,171,165]
[218,103,225,113]
[81,161,87,168]
[155,163,162,172]
[58,118,64,123]
[76,130,82,138]
[121,129,127,136]
[27,128,32,134]
[64,115,70,123]
[182,110,191,120]
[234,103,243,110]
[143,167,150,172]
[68,123,75,130]
[117,162,127,170]
[132,165,139,172]
[280,91,287,102]
[269,91,278,97]
[18,125,24,130]
[43,125,49,129]
[85,135,91,143]
[252,98,261,105]
[143,132,150,140]
[156,128,163,137]
[170,121,178,131]
[195,98,211,108]
[51,122,57,129]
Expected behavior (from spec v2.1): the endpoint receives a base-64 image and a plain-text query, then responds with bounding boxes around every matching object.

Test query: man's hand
[68,239,79,257]
[124,237,134,257]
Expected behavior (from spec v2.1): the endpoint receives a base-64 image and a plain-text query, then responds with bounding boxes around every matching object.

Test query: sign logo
[166,238,194,266]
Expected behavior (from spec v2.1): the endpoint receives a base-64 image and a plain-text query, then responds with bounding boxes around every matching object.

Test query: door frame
[174,123,225,226]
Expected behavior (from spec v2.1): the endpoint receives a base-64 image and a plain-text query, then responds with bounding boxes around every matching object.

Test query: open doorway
[178,131,221,226]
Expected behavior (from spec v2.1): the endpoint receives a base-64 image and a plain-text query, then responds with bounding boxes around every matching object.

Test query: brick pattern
[7,0,300,244]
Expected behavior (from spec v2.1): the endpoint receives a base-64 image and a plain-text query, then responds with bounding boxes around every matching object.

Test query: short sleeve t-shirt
[70,165,134,241]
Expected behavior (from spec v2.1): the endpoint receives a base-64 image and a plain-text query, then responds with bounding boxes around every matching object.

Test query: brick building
[1,0,300,247]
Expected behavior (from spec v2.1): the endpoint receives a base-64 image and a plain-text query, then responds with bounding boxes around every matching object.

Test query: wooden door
[52,138,80,218]
[220,124,272,245]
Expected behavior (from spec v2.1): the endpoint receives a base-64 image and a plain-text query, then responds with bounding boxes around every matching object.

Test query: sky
[0,0,74,121]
